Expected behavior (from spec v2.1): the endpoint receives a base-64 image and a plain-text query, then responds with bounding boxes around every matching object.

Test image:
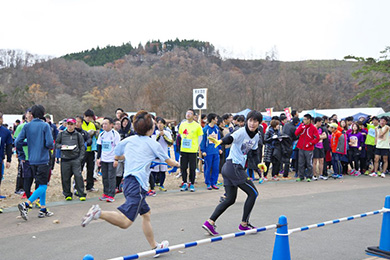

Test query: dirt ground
[0,154,223,209]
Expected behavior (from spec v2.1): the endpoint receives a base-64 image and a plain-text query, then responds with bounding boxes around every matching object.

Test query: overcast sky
[1,0,389,61]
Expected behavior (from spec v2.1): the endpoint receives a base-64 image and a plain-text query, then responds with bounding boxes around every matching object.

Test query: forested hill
[0,41,378,122]
[61,39,215,66]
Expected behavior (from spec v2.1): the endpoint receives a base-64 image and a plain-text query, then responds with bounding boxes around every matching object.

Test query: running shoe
[354,171,361,176]
[207,185,212,190]
[38,208,54,218]
[147,190,156,197]
[364,170,370,175]
[80,197,86,201]
[18,202,29,221]
[202,221,219,236]
[211,185,219,190]
[332,174,339,179]
[180,183,188,191]
[296,178,302,182]
[272,176,279,181]
[259,178,264,184]
[175,172,182,179]
[34,199,41,208]
[106,196,115,202]
[369,172,378,177]
[319,175,328,180]
[87,187,99,192]
[0,208,3,213]
[158,186,167,192]
[306,178,311,182]
[381,173,386,178]
[239,223,257,231]
[189,184,195,192]
[65,196,73,201]
[312,176,318,181]
[349,169,356,176]
[217,181,223,186]
[154,240,169,258]
[263,177,268,181]
[81,204,101,227]
[99,194,108,201]
[337,174,343,179]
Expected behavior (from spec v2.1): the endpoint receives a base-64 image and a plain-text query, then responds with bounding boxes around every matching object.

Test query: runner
[202,110,262,235]
[81,110,180,255]
[16,104,54,220]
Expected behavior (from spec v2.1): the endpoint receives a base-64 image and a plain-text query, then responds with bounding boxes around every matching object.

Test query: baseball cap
[329,123,338,129]
[66,118,76,124]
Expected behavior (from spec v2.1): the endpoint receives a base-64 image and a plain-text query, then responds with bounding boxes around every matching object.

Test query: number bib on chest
[102,140,112,152]
[182,138,192,149]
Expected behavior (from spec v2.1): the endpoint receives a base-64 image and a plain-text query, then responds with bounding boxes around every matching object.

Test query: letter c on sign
[196,94,204,109]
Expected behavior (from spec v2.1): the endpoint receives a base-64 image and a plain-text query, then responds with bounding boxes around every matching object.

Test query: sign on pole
[193,88,208,110]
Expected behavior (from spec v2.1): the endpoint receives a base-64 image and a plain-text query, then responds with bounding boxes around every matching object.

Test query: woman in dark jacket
[247,124,264,181]
[263,119,281,181]
[119,117,134,140]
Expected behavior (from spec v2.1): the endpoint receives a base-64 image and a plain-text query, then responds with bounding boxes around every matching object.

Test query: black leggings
[210,179,258,223]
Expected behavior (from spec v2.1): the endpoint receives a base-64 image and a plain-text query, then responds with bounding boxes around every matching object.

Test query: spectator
[96,117,121,202]
[179,109,203,192]
[264,119,282,181]
[329,122,347,179]
[371,117,390,177]
[82,109,98,192]
[0,111,13,199]
[200,113,222,190]
[55,118,86,201]
[312,117,327,180]
[295,114,320,182]
[364,116,379,175]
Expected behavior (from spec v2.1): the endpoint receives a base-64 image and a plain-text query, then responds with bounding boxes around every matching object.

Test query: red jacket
[295,123,320,151]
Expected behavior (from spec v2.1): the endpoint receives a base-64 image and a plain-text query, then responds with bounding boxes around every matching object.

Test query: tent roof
[300,107,385,119]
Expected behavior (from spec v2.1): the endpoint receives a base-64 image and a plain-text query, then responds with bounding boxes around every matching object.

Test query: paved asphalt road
[0,175,389,260]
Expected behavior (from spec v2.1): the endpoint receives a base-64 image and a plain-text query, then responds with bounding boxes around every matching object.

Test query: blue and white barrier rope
[285,207,390,235]
[107,224,278,260]
[150,161,168,168]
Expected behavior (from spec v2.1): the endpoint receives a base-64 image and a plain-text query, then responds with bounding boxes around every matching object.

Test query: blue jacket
[200,124,221,155]
[15,118,54,164]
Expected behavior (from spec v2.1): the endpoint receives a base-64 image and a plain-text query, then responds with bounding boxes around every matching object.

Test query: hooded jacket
[295,123,320,151]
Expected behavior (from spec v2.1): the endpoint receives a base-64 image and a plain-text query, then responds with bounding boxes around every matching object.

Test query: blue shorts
[117,175,150,222]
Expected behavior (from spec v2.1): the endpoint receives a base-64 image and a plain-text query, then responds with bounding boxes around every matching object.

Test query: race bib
[368,128,375,137]
[182,138,192,149]
[102,140,112,152]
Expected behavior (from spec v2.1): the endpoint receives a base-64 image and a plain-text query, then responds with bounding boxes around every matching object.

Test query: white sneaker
[312,176,318,181]
[175,172,182,179]
[381,173,386,178]
[154,240,169,258]
[369,172,378,177]
[81,204,101,227]
[319,175,328,180]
